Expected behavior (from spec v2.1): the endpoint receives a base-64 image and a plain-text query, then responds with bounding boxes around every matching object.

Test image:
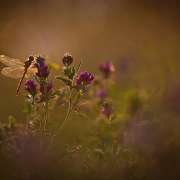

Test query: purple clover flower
[25,80,37,96]
[40,81,53,95]
[76,71,94,87]
[99,61,115,78]
[35,56,49,78]
[101,103,113,119]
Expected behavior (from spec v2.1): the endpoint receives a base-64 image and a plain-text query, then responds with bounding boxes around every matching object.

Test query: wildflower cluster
[54,53,94,134]
[1,53,140,180]
[57,53,94,91]
[2,51,179,180]
[24,53,94,136]
[93,61,115,120]
[24,56,53,133]
[24,56,52,102]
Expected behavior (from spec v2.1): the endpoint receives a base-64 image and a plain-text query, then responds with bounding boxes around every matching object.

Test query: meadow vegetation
[0,53,180,180]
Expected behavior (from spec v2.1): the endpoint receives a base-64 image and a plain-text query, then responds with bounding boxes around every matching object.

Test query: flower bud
[62,53,73,66]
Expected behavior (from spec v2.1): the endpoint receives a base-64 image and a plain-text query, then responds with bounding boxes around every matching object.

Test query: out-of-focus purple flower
[62,52,73,66]
[101,103,113,119]
[40,81,53,95]
[76,71,94,86]
[96,89,107,100]
[25,80,37,96]
[99,61,115,78]
[35,56,49,78]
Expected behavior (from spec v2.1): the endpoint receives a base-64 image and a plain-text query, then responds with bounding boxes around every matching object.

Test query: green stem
[43,100,48,133]
[57,88,73,133]
[58,96,72,132]
[50,88,74,143]
[43,81,49,134]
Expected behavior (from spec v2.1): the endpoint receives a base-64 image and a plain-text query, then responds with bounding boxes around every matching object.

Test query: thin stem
[26,95,35,130]
[56,60,82,132]
[57,88,73,133]
[43,81,49,134]
[58,96,72,132]
[43,100,48,133]
[50,88,74,144]
[49,61,82,144]
[39,115,42,132]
